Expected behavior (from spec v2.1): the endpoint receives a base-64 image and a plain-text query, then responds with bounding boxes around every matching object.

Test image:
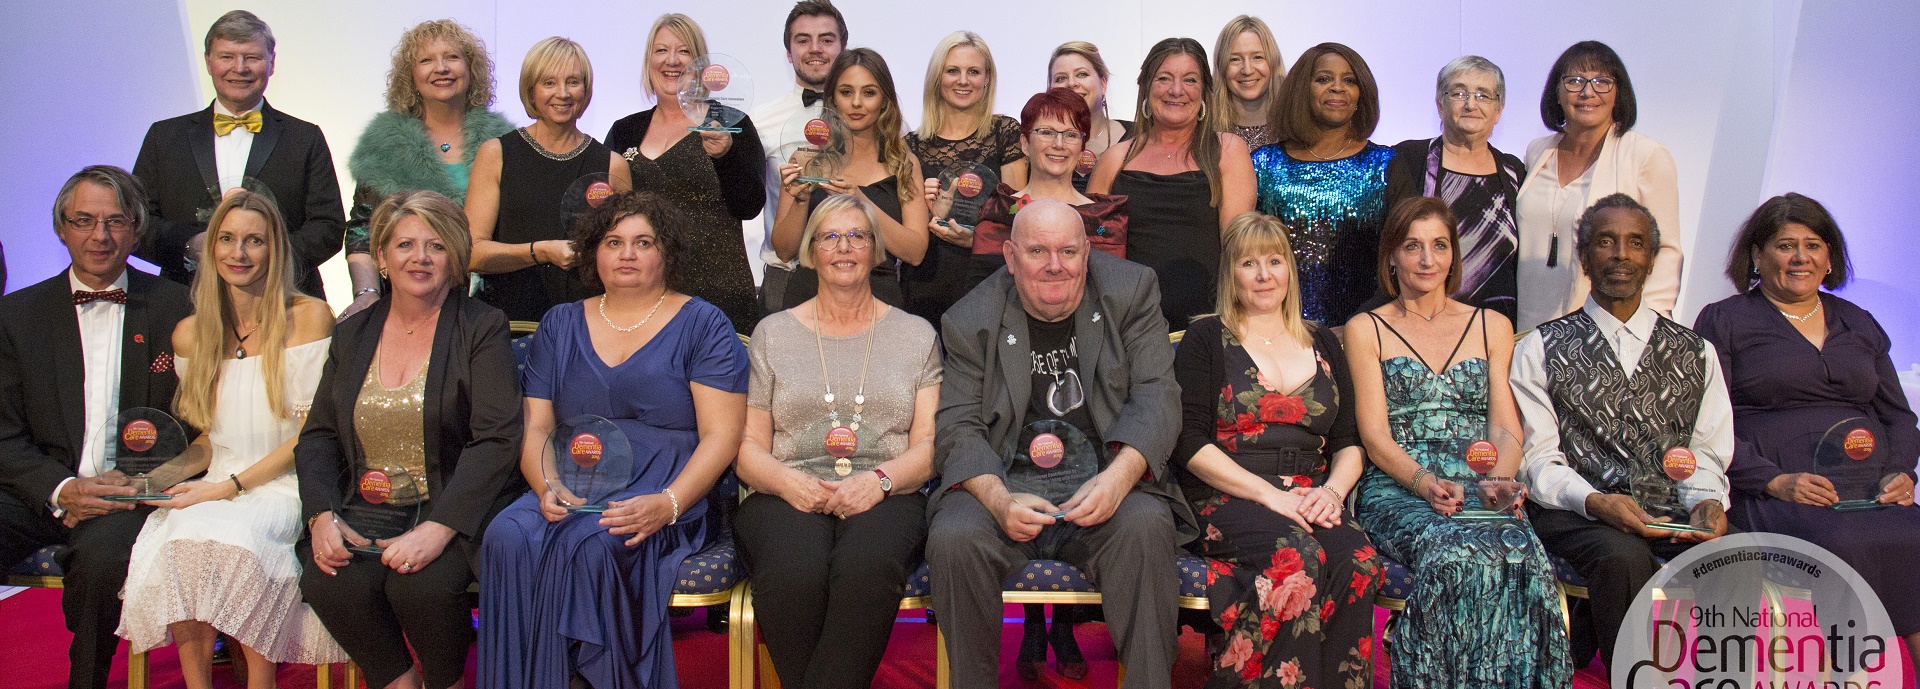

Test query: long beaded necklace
[815,300,879,476]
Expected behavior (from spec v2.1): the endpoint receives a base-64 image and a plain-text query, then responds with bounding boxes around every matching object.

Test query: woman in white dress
[117,190,344,688]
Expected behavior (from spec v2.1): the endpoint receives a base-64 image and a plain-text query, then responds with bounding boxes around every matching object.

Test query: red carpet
[0,587,1637,688]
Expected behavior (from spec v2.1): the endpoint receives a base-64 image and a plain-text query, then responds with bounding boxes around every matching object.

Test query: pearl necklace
[1779,301,1821,324]
[600,292,667,333]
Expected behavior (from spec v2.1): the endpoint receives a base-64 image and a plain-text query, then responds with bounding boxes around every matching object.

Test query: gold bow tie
[213,110,262,136]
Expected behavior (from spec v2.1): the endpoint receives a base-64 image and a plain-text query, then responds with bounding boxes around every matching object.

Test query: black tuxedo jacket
[295,291,526,540]
[132,101,345,300]
[0,269,192,510]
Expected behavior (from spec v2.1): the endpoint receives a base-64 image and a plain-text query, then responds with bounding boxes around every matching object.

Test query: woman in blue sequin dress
[1252,43,1393,326]
[1347,198,1569,688]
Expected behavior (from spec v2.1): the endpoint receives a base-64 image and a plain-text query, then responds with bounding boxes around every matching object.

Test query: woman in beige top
[736,193,941,688]
[1514,40,1683,331]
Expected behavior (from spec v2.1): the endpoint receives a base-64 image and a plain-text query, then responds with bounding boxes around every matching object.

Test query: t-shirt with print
[1025,314,1101,449]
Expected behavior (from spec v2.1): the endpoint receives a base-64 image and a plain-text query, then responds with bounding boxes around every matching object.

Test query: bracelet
[306,513,325,532]
[1317,485,1341,501]
[529,242,540,265]
[661,488,681,526]
[1409,468,1434,493]
[354,287,380,298]
[229,474,245,497]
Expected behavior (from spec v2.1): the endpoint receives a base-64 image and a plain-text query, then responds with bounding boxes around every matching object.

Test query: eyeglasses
[1560,75,1616,94]
[1445,89,1500,104]
[63,215,133,234]
[1028,127,1086,144]
[813,230,872,248]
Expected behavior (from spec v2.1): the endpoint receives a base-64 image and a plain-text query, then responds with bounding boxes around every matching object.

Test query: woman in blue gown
[479,191,749,689]
[1347,197,1570,687]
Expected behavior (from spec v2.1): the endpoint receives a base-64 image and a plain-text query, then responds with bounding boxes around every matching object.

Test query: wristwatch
[872,468,893,494]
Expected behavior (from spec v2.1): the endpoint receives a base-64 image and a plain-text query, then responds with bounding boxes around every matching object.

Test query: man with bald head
[928,200,1190,688]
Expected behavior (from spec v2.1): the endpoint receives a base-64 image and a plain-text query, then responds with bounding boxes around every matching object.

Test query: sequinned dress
[1251,143,1393,324]
[1351,311,1570,688]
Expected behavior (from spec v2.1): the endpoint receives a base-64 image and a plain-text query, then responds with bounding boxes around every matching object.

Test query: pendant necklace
[1310,137,1357,161]
[1401,301,1441,322]
[399,306,443,335]
[233,321,260,359]
[815,300,879,476]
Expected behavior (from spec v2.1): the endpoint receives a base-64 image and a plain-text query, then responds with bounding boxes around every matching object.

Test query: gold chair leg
[757,641,781,688]
[730,583,755,689]
[345,661,361,688]
[1557,584,1573,636]
[315,662,334,689]
[1117,663,1127,685]
[934,626,949,689]
[127,651,149,689]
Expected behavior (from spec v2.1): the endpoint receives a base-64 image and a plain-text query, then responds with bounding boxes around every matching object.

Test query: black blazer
[0,269,192,508]
[295,291,524,540]
[132,101,345,300]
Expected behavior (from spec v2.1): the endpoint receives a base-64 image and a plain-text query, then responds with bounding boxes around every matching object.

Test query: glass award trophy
[784,109,849,185]
[541,415,635,514]
[1812,417,1890,512]
[930,162,998,232]
[1632,433,1715,535]
[1005,420,1102,513]
[678,54,753,133]
[562,172,616,230]
[1445,424,1526,522]
[334,466,424,555]
[99,408,189,501]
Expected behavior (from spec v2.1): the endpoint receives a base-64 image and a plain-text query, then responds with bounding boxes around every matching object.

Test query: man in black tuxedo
[133,9,343,300]
[0,166,196,689]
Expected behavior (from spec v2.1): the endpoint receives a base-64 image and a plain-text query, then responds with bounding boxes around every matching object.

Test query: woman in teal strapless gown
[1346,197,1569,688]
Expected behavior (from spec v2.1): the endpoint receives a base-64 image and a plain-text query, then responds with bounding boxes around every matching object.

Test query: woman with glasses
[1383,56,1524,323]
[1252,42,1393,328]
[1047,41,1130,192]
[903,31,1025,323]
[1513,41,1681,330]
[1088,37,1257,332]
[771,48,930,312]
[735,193,941,688]
[966,88,1128,291]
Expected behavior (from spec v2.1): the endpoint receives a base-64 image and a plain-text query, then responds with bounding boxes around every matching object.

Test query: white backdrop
[2,0,1915,365]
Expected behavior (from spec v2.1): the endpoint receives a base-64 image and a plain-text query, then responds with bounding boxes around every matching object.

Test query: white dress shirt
[213,99,261,193]
[49,269,129,512]
[746,85,823,277]
[1511,297,1733,518]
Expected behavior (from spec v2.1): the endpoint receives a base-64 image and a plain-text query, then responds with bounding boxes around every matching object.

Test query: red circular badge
[569,432,604,468]
[1844,428,1875,461]
[825,426,858,458]
[803,118,830,146]
[585,181,613,208]
[1077,149,1097,175]
[955,172,983,198]
[1029,433,1065,469]
[122,419,158,452]
[359,470,393,504]
[1465,439,1498,475]
[1662,447,1697,481]
[701,64,731,91]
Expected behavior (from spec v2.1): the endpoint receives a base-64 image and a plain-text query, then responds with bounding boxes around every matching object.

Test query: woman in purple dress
[1693,192,1920,661]
[479,191,749,688]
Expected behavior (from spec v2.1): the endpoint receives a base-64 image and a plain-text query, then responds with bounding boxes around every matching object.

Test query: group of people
[1,4,1916,689]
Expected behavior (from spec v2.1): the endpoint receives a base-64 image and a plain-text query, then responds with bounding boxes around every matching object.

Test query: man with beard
[1512,193,1734,672]
[751,0,848,313]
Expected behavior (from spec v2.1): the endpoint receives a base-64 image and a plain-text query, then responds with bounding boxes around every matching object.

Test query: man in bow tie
[132,10,342,300]
[0,166,195,689]
[750,0,849,313]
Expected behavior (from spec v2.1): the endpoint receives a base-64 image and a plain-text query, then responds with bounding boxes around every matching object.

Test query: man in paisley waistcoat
[1510,193,1734,672]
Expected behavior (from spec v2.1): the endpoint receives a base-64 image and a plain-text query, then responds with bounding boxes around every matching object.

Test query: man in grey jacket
[929,200,1186,688]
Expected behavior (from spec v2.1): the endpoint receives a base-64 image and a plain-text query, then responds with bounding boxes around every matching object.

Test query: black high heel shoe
[1017,604,1048,680]
[1050,609,1087,680]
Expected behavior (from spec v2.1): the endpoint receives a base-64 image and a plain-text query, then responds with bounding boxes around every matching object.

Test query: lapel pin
[133,334,144,344]
[1091,312,1101,323]
[1006,333,1017,346]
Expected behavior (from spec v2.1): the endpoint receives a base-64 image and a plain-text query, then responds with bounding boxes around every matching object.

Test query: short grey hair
[1435,55,1504,107]
[1574,193,1660,258]
[797,193,888,270]
[204,10,275,55]
[52,165,149,238]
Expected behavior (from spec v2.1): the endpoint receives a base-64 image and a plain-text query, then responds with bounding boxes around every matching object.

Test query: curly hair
[570,191,690,292]
[384,19,496,117]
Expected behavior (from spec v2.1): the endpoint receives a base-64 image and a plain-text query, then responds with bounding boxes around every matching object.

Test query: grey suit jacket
[934,251,1195,541]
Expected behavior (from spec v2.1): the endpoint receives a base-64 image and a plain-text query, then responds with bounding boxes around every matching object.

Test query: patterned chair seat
[1550,553,1588,592]
[7,544,65,577]
[900,556,1212,600]
[511,334,534,374]
[1375,556,1415,602]
[674,541,739,596]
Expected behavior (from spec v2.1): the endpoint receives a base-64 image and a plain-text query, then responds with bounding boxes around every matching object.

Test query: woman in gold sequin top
[295,190,524,689]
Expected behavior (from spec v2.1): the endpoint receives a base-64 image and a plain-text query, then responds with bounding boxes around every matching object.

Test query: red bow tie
[73,289,127,305]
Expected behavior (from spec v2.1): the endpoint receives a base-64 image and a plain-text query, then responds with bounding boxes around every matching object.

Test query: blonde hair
[640,14,709,99]
[370,190,473,291]
[1214,211,1309,347]
[518,36,593,120]
[917,31,998,141]
[175,192,309,430]
[796,193,888,270]
[385,19,496,117]
[1050,41,1110,82]
[1210,16,1285,133]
